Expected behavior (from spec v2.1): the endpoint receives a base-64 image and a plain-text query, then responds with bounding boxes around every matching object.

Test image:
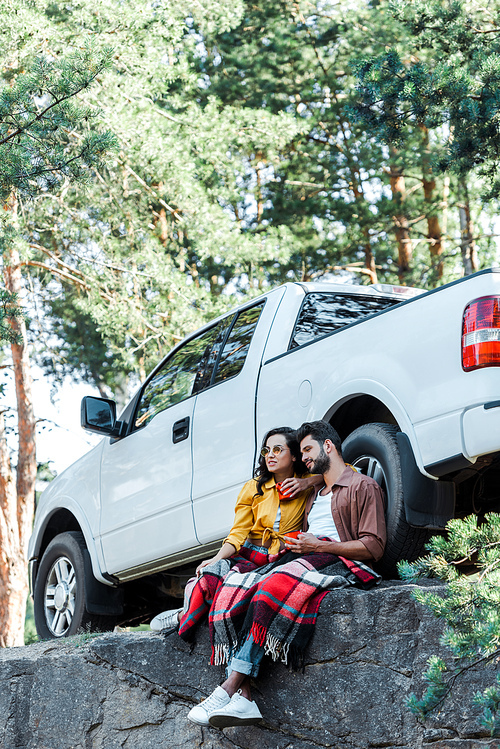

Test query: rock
[0,582,498,749]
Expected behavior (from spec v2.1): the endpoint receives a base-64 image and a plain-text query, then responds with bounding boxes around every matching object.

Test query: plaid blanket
[177,544,270,642]
[207,546,381,671]
[178,546,274,642]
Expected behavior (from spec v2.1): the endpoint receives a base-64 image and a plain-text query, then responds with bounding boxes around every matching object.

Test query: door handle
[172,416,190,444]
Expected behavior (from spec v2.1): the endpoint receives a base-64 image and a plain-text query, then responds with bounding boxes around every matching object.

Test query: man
[195,420,386,729]
[286,420,386,563]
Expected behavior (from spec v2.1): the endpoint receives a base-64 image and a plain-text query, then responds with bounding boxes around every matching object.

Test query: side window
[135,318,232,428]
[289,293,399,349]
[213,304,264,384]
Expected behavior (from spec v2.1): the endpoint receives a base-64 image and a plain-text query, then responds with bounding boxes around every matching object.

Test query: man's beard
[311,446,331,475]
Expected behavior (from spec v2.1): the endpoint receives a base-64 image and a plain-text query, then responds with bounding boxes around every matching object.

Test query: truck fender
[325,379,436,479]
[397,432,455,529]
[30,496,109,586]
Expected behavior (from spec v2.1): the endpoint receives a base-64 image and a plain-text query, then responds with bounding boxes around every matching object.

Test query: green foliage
[399,513,500,735]
[0,42,118,202]
[38,284,131,402]
[351,0,500,199]
[193,0,397,284]
[3,0,500,395]
[475,675,500,736]
[24,595,38,645]
[407,655,449,720]
[0,288,23,345]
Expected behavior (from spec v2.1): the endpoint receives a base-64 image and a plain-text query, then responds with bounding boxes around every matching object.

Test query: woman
[181,420,382,729]
[150,427,321,717]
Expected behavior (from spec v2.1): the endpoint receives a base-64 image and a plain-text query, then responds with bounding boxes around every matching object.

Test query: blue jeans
[226,540,268,678]
[227,633,265,678]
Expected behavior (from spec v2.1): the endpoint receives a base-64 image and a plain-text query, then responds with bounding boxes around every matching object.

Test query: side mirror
[81,396,122,437]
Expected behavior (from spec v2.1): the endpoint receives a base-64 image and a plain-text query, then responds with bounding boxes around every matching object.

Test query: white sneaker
[187,686,231,726]
[149,608,183,632]
[208,691,263,728]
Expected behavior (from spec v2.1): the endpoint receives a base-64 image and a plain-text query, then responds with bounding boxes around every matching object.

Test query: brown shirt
[302,465,387,562]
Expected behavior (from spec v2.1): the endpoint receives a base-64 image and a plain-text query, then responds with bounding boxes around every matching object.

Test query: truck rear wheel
[33,531,118,639]
[341,423,430,577]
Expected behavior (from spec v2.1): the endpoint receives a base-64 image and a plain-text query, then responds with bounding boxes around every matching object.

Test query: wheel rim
[351,454,388,495]
[44,556,77,637]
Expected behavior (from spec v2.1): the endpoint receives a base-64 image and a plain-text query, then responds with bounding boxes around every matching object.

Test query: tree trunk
[0,411,25,648]
[420,126,443,281]
[337,119,377,282]
[350,173,377,283]
[360,227,377,284]
[157,208,170,246]
[441,175,450,260]
[458,182,478,277]
[389,151,413,284]
[1,201,37,646]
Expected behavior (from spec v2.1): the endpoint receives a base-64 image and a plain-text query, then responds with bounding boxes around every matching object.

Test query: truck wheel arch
[341,422,455,577]
[32,507,112,590]
[326,391,431,477]
[329,394,399,441]
[35,508,83,568]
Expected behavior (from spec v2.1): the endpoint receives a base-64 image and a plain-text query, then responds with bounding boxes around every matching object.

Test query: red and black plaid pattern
[208,548,380,671]
[177,544,271,642]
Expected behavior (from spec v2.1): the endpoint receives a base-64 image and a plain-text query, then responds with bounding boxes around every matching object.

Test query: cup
[276,482,292,501]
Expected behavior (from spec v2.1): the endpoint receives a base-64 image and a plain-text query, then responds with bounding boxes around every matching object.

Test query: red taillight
[462,296,500,371]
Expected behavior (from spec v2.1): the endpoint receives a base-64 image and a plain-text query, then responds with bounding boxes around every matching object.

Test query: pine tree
[15,0,303,382]
[19,0,500,394]
[0,44,116,202]
[351,0,500,202]
[0,18,117,646]
[0,290,22,346]
[399,514,500,737]
[193,0,498,287]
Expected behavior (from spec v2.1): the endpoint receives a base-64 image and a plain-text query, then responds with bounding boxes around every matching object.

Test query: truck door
[98,320,233,577]
[191,300,271,544]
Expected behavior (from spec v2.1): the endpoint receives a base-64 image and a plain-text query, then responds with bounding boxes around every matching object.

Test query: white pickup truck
[29,267,500,638]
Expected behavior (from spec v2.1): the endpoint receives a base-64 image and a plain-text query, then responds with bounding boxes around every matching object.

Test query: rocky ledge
[1,581,499,749]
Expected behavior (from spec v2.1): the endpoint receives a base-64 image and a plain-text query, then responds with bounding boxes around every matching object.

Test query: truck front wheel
[33,531,117,639]
[341,423,430,577]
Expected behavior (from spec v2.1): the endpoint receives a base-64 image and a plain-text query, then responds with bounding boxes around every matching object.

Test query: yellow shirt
[223,475,311,555]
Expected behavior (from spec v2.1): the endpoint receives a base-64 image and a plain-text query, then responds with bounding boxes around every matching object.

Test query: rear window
[289,292,399,349]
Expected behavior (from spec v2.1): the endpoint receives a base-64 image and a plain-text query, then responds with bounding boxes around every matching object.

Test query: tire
[33,531,117,639]
[341,423,430,578]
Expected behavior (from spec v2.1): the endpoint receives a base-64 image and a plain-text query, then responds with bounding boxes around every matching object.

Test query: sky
[5,363,101,479]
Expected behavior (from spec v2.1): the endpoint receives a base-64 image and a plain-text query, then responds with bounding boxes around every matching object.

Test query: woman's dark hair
[254,426,307,496]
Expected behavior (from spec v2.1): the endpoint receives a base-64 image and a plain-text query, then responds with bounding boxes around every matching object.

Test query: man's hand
[279,476,306,499]
[283,532,322,553]
[280,474,323,498]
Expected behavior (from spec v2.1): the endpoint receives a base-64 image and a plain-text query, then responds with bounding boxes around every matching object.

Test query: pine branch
[411,649,500,719]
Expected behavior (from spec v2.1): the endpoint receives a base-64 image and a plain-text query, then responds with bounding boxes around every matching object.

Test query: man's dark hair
[296,420,343,458]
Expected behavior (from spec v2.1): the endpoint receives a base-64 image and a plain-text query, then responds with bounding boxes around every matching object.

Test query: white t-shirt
[307,488,340,541]
[273,505,281,531]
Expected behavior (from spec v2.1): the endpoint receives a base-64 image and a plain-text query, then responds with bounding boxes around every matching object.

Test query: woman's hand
[196,557,218,576]
[195,542,236,576]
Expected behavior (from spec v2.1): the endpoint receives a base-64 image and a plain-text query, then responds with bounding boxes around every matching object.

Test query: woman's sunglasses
[260,445,290,457]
